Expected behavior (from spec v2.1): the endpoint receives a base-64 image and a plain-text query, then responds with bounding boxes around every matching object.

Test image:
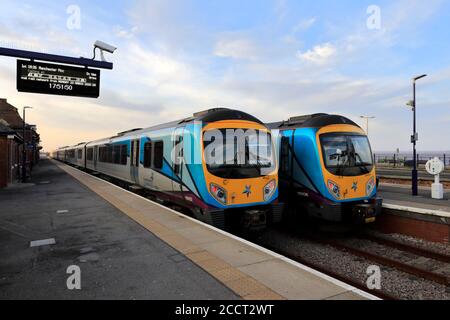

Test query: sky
[0,0,449,152]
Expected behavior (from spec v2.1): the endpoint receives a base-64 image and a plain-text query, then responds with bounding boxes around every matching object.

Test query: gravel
[255,228,450,300]
[366,230,450,256]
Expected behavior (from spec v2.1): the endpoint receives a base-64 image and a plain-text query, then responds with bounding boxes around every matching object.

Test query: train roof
[58,108,265,150]
[102,108,264,139]
[266,113,361,130]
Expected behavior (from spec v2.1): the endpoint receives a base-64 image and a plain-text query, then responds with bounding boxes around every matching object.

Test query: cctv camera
[94,40,117,54]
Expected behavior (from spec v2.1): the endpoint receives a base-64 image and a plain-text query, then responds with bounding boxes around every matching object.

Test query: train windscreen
[320,133,373,176]
[203,128,275,178]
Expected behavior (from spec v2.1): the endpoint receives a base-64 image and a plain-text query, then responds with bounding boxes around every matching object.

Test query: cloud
[0,0,448,153]
[113,25,139,39]
[293,17,317,32]
[214,38,259,60]
[296,43,336,65]
[274,0,288,21]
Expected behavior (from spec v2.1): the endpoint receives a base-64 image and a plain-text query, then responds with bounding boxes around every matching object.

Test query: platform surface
[0,160,374,300]
[0,160,238,299]
[379,183,450,216]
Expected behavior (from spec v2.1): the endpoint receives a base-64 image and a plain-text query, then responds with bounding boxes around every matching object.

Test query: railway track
[250,224,450,300]
[317,237,450,286]
[358,233,450,264]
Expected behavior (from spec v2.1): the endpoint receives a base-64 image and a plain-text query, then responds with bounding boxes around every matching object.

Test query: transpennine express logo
[243,185,252,197]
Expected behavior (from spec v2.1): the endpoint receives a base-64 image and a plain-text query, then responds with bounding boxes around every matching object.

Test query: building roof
[0,98,25,129]
[0,121,14,134]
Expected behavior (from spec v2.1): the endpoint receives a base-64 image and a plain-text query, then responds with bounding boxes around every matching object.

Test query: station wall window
[143,142,152,168]
[154,141,164,169]
[86,148,93,161]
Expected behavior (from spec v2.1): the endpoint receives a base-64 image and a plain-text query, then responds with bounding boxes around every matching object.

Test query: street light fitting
[413,74,427,82]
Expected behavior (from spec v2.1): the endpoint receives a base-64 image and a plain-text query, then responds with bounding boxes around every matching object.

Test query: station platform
[379,183,450,216]
[377,183,450,243]
[0,159,375,300]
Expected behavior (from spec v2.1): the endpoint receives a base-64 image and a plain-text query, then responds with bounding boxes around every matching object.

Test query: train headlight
[210,183,227,205]
[327,180,341,199]
[366,177,376,196]
[263,180,276,201]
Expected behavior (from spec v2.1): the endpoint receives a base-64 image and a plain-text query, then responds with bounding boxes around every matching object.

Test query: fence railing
[374,154,449,168]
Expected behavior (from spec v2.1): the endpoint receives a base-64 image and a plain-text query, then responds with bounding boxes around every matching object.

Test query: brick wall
[0,136,7,188]
[0,136,22,188]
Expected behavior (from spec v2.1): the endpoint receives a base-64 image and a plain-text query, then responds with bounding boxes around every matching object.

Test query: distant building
[0,98,41,188]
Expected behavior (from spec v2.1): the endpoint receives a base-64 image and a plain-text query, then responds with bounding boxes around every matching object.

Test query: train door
[84,146,87,169]
[130,139,140,183]
[280,135,291,178]
[172,126,184,196]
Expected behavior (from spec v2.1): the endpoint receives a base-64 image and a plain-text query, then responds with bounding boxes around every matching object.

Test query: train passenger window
[143,142,152,168]
[113,145,121,164]
[120,145,127,165]
[109,146,113,163]
[77,149,82,159]
[153,141,164,169]
[87,148,93,161]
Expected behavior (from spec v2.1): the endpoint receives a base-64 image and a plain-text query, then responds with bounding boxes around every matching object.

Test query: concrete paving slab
[238,259,348,300]
[0,160,239,300]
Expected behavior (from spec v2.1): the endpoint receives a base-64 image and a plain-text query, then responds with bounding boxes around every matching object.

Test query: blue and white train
[53,108,283,230]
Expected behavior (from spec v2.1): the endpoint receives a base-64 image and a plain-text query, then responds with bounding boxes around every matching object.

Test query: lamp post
[22,106,32,182]
[410,74,427,196]
[360,116,375,136]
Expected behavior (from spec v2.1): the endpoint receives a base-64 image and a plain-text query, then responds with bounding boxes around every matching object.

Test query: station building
[0,98,41,188]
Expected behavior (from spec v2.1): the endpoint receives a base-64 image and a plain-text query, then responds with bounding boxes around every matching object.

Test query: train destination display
[16,60,100,98]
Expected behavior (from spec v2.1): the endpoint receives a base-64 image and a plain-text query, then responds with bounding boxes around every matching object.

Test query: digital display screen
[17,59,100,98]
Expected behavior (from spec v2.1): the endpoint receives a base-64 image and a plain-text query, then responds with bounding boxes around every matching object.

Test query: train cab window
[87,148,93,161]
[77,149,82,159]
[143,142,153,168]
[153,141,164,169]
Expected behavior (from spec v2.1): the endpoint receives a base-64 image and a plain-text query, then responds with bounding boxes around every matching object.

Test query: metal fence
[374,153,449,168]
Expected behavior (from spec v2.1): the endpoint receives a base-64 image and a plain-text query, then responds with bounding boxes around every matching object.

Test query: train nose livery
[54,108,282,231]
[268,113,382,224]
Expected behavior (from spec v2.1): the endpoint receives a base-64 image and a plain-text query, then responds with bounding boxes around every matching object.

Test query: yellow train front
[268,114,382,224]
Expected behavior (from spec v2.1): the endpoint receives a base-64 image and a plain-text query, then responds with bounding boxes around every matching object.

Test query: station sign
[16,60,100,98]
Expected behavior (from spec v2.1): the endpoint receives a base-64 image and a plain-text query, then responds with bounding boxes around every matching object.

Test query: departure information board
[17,60,100,98]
